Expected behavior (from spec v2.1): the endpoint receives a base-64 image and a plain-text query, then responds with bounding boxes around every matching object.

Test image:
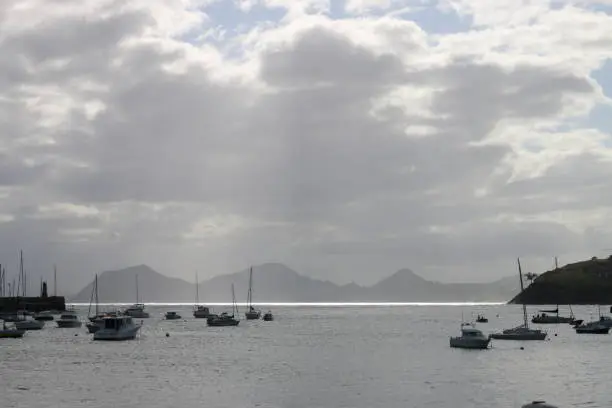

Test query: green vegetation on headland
[510,256,612,305]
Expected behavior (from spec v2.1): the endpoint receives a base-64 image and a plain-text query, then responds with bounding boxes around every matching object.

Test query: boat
[531,305,576,324]
[193,271,212,318]
[522,402,558,408]
[34,311,54,321]
[14,317,45,330]
[575,321,610,334]
[122,274,149,318]
[57,310,82,328]
[165,311,182,320]
[476,314,488,323]
[93,315,141,341]
[207,284,239,327]
[491,258,547,341]
[450,322,491,349]
[263,311,274,321]
[576,306,612,330]
[245,266,261,320]
[0,321,25,338]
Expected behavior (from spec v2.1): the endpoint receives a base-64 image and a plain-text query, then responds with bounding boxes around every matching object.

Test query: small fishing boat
[263,311,274,321]
[34,311,55,321]
[57,310,82,328]
[15,317,45,330]
[476,314,488,323]
[93,316,141,341]
[165,311,182,320]
[122,274,149,318]
[0,321,25,338]
[531,305,576,324]
[450,322,491,349]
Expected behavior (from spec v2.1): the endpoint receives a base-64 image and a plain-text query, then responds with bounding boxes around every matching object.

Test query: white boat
[491,258,547,341]
[450,323,491,349]
[15,318,45,330]
[57,310,82,328]
[93,316,141,341]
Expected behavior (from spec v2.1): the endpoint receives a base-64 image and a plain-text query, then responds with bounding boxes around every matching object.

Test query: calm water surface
[1,305,610,408]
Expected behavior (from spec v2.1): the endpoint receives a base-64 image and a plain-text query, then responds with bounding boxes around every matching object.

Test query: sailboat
[575,305,612,332]
[531,305,577,324]
[207,284,239,327]
[490,258,547,341]
[193,271,211,318]
[86,274,106,333]
[245,267,261,320]
[122,274,149,318]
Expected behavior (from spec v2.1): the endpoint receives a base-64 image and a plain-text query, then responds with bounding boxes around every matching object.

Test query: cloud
[0,0,611,291]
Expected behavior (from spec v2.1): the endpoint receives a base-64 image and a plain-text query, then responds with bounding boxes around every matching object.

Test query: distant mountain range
[71,263,519,303]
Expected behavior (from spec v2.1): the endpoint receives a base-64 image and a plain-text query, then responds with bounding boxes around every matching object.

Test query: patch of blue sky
[390,3,472,34]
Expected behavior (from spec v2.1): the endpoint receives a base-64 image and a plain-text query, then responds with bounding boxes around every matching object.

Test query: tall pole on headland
[554,256,558,269]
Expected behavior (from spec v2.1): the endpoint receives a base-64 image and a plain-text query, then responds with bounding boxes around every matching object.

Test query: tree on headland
[524,272,538,286]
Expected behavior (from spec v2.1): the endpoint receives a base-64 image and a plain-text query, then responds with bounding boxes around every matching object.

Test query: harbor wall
[0,296,66,313]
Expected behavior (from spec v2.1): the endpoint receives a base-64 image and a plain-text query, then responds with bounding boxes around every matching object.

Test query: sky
[1,0,612,293]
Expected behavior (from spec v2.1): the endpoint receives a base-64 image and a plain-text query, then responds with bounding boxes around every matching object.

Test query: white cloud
[0,0,610,291]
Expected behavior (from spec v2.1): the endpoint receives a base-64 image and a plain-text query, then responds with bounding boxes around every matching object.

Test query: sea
[1,304,610,408]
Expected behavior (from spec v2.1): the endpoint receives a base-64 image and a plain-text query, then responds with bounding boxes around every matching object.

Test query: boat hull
[34,315,54,321]
[207,317,239,327]
[245,311,261,320]
[531,316,574,324]
[263,314,274,321]
[165,315,182,320]
[93,326,140,341]
[57,320,82,328]
[575,325,610,334]
[490,332,547,340]
[15,321,45,330]
[450,337,490,349]
[0,329,25,338]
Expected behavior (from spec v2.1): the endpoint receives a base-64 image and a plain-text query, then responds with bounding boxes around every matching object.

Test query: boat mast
[231,283,237,317]
[54,264,57,297]
[247,266,253,309]
[517,258,528,328]
[195,271,199,305]
[95,274,99,316]
[136,274,139,304]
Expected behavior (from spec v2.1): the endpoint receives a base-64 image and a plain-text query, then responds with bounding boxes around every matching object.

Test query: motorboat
[0,321,25,338]
[193,305,212,318]
[575,321,610,334]
[15,318,45,330]
[165,311,182,320]
[207,312,239,327]
[34,311,55,321]
[93,316,141,341]
[122,304,150,318]
[263,311,274,321]
[476,314,488,323]
[491,258,547,341]
[57,310,82,328]
[450,323,491,349]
